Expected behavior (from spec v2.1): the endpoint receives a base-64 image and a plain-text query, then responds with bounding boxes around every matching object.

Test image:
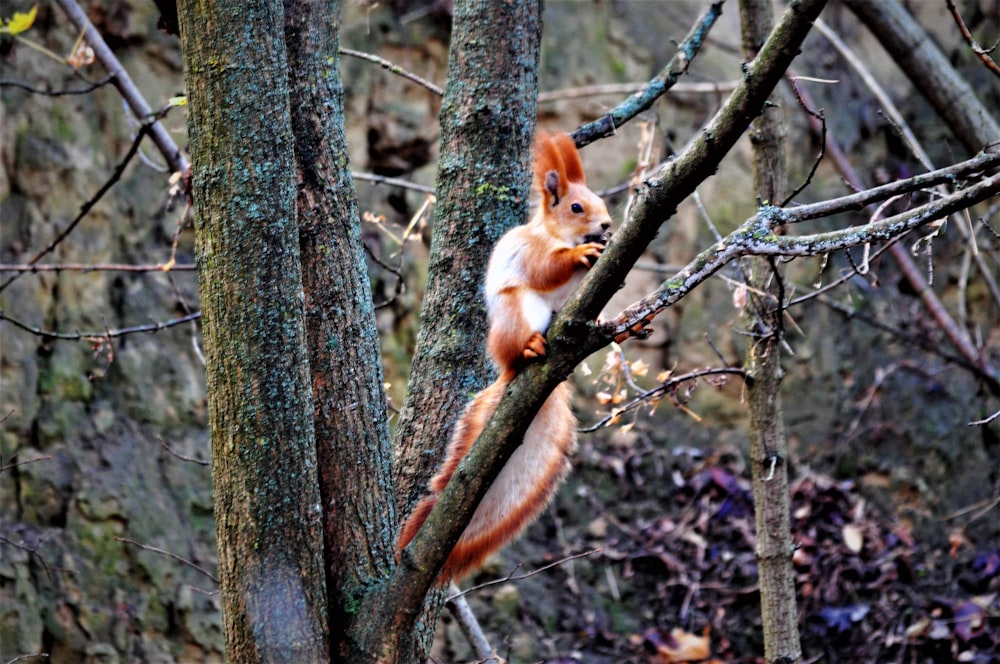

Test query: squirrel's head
[533,132,612,244]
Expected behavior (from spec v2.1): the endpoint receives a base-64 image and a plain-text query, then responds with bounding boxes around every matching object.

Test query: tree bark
[177,1,329,661]
[282,0,396,659]
[738,0,801,661]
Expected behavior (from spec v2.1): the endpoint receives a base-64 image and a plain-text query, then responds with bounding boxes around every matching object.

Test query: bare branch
[580,367,748,433]
[571,2,724,147]
[5,653,50,664]
[445,584,500,664]
[607,168,1000,346]
[158,437,210,466]
[0,310,201,341]
[116,537,218,583]
[945,0,1000,79]
[448,548,602,600]
[54,0,188,174]
[351,171,436,194]
[0,72,115,95]
[340,47,443,96]
[0,263,196,273]
[0,121,157,294]
[0,454,54,473]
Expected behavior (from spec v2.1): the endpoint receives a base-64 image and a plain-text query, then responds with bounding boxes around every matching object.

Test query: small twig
[969,409,1000,426]
[0,454,53,473]
[782,75,828,206]
[0,262,196,273]
[339,47,443,95]
[116,536,218,583]
[352,171,436,194]
[158,437,209,466]
[787,237,900,307]
[5,654,50,664]
[0,72,115,95]
[448,549,601,601]
[580,367,747,433]
[945,0,1000,78]
[0,310,201,341]
[0,121,156,294]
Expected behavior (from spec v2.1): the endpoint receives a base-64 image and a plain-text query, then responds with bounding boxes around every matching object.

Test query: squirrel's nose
[601,221,611,230]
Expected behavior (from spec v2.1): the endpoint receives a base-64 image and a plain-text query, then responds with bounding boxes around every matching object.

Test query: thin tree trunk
[177,1,329,660]
[738,0,800,661]
[282,0,396,659]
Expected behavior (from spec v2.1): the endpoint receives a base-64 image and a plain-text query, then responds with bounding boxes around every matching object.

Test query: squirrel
[398,132,613,582]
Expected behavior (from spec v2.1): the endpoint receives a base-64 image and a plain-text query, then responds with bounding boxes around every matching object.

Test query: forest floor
[448,440,1000,664]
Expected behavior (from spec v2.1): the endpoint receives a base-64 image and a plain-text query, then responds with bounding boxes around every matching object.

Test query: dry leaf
[842,523,863,553]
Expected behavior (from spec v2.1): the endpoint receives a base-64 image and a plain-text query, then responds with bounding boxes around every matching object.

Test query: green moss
[475,182,511,201]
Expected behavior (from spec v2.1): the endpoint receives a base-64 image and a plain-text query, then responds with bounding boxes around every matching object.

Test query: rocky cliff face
[2,2,997,661]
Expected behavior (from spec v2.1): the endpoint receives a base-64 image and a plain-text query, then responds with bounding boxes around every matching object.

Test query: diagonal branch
[570,1,725,147]
[54,0,188,174]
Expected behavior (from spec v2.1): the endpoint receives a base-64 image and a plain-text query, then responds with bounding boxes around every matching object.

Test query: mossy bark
[282,0,396,658]
[177,1,329,660]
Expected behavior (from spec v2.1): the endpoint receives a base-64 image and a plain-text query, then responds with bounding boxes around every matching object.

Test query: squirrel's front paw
[576,241,605,268]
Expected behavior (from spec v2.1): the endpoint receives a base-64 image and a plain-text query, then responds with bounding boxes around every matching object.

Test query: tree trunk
[177,1,329,661]
[384,0,543,658]
[738,0,800,662]
[282,0,396,658]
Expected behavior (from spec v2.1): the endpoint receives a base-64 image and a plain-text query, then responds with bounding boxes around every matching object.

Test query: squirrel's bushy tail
[398,379,577,582]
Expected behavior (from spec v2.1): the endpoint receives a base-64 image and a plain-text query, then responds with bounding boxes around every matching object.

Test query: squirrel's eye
[571,202,584,214]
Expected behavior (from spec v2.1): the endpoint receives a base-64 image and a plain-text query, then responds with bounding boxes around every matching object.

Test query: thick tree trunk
[282,0,396,658]
[738,0,800,661]
[177,1,329,661]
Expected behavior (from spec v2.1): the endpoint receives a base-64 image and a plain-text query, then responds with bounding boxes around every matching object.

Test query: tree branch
[571,2,724,147]
[607,166,1000,346]
[54,0,188,174]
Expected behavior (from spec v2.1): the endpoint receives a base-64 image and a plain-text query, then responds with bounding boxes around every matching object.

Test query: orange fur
[485,132,612,372]
[399,132,611,583]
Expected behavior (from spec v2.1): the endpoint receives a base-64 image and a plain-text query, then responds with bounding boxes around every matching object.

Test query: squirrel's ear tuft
[551,133,586,185]
[533,131,569,204]
[544,170,561,205]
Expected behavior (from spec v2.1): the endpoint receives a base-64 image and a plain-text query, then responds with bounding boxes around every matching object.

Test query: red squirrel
[398,132,612,582]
